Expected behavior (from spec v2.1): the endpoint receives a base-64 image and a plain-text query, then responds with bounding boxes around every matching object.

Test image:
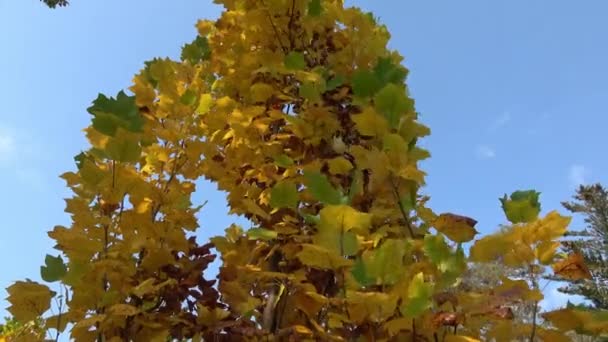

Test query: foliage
[549,184,608,309]
[41,0,69,8]
[5,0,608,340]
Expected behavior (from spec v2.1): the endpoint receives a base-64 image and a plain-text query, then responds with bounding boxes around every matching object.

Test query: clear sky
[1,0,607,323]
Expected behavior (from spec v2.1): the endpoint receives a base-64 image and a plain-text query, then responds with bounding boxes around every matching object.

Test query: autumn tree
[3,0,607,341]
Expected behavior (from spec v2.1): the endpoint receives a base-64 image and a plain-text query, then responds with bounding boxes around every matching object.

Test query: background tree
[41,0,69,8]
[551,184,608,309]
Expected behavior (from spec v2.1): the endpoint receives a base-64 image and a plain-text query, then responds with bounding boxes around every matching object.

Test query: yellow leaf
[292,325,313,335]
[328,156,353,175]
[352,107,388,137]
[347,291,397,323]
[319,205,372,234]
[250,83,275,103]
[445,336,481,342]
[196,93,213,115]
[542,308,585,331]
[241,198,271,220]
[535,240,560,264]
[434,213,479,243]
[297,244,353,269]
[6,281,54,322]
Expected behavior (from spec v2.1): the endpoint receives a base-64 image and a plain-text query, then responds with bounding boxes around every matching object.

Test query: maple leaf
[87,91,142,136]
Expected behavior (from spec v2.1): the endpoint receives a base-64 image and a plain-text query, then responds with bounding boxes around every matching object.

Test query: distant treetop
[41,0,69,8]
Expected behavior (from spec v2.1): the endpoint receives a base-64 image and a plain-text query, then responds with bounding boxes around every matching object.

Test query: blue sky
[0,0,606,324]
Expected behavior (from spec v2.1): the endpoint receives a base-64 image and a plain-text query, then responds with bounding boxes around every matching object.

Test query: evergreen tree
[557,184,608,308]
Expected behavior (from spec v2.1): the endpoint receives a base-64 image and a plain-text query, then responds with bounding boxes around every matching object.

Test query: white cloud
[569,164,589,187]
[476,145,496,159]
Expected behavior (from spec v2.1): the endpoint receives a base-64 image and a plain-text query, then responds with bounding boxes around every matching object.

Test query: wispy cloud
[475,145,496,159]
[0,128,15,163]
[0,124,47,190]
[489,111,511,131]
[569,164,590,188]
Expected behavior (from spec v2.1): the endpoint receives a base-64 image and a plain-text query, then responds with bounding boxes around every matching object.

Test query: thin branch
[260,0,288,53]
[389,176,415,238]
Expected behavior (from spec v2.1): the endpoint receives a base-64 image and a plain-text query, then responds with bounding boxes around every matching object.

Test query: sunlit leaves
[500,189,541,224]
[10,0,591,340]
[40,254,67,282]
[87,91,142,136]
[196,94,213,115]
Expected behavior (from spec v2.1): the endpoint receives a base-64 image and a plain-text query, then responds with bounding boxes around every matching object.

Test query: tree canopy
[3,0,608,341]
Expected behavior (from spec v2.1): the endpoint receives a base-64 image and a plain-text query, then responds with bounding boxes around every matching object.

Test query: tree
[3,0,607,341]
[41,0,69,8]
[553,184,608,308]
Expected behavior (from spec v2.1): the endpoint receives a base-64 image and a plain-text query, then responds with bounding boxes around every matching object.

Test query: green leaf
[423,234,451,266]
[303,171,342,205]
[40,254,67,283]
[352,69,381,98]
[246,228,278,241]
[308,0,323,16]
[270,180,299,209]
[104,133,142,163]
[300,81,323,102]
[374,84,413,128]
[284,51,306,70]
[180,89,197,106]
[352,257,374,287]
[274,154,294,167]
[303,213,320,225]
[499,190,541,224]
[73,151,92,170]
[326,74,345,91]
[181,36,211,64]
[402,272,433,318]
[347,170,362,204]
[314,205,369,257]
[374,57,407,85]
[363,239,408,285]
[88,91,143,136]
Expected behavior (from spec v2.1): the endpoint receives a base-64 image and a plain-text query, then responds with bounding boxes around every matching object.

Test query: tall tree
[3,1,605,340]
[556,184,608,308]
